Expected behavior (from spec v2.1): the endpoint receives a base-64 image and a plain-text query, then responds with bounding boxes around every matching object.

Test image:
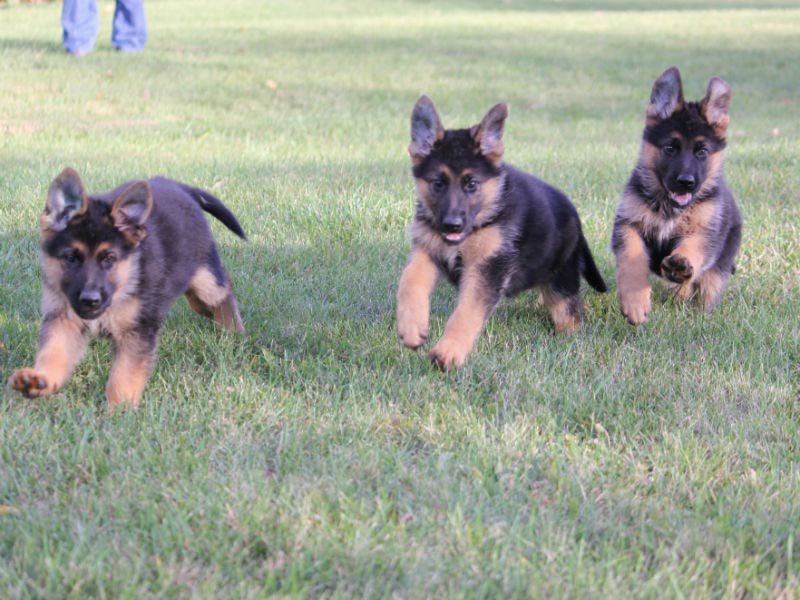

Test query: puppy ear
[110,181,153,244]
[470,103,507,167]
[409,95,444,164]
[42,167,88,231]
[701,77,731,137]
[647,66,684,123]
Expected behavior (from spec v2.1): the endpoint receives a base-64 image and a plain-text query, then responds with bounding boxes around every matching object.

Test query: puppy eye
[61,250,82,264]
[663,144,677,156]
[99,253,117,268]
[430,179,447,194]
[694,148,709,159]
[463,178,478,193]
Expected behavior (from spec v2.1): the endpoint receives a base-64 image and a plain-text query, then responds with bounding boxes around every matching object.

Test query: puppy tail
[579,235,607,293]
[182,184,247,240]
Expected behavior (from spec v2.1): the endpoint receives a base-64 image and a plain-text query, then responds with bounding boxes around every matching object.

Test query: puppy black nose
[677,174,695,191]
[79,290,102,309]
[442,215,464,232]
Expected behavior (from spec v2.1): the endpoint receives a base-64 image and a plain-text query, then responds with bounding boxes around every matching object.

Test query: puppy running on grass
[9,168,245,407]
[397,96,607,370]
[612,67,742,325]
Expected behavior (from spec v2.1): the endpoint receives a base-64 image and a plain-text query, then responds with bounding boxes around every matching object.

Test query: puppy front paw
[619,289,651,326]
[397,307,429,350]
[8,368,56,398]
[661,254,694,284]
[428,337,469,371]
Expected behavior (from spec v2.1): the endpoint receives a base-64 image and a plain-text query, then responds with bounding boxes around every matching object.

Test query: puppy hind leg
[696,269,730,312]
[542,286,583,334]
[543,253,583,334]
[186,265,244,332]
[212,292,244,333]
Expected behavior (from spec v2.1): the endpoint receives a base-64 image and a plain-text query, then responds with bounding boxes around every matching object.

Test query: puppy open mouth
[443,232,467,244]
[670,191,693,206]
[73,304,107,320]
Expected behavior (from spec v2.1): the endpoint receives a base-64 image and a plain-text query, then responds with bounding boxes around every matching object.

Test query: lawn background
[1,0,799,597]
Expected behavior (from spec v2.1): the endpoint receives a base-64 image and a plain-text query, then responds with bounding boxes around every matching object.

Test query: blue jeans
[62,0,147,54]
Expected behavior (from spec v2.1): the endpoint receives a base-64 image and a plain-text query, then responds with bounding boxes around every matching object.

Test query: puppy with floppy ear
[612,67,742,325]
[9,168,246,407]
[397,97,607,370]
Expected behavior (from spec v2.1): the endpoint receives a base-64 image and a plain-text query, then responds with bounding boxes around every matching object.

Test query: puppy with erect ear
[612,67,743,326]
[9,167,247,407]
[40,167,88,232]
[397,96,607,370]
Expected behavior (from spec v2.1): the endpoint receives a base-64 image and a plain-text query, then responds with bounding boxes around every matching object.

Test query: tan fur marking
[8,314,88,397]
[414,178,430,206]
[94,297,141,338]
[617,191,675,242]
[616,224,652,325]
[184,267,243,332]
[433,223,500,365]
[185,290,212,317]
[39,212,52,234]
[212,294,245,332]
[429,266,491,369]
[40,255,64,291]
[106,338,154,408]
[474,175,503,226]
[414,166,459,208]
[41,284,68,317]
[108,255,139,302]
[676,202,713,236]
[541,289,581,334]
[639,140,660,169]
[188,267,230,307]
[71,240,89,255]
[397,247,439,349]
[712,122,728,138]
[697,269,728,310]
[666,280,694,302]
[665,236,705,292]
[695,150,724,198]
[459,224,504,265]
[409,220,456,269]
[673,234,706,266]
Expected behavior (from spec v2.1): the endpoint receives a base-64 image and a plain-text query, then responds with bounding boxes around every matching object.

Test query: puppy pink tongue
[445,233,464,242]
[672,192,692,205]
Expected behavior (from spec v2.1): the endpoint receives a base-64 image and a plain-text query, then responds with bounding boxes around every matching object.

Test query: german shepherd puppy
[612,67,742,325]
[397,96,607,370]
[8,168,246,407]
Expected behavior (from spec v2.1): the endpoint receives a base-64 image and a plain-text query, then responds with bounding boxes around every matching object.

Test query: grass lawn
[1,0,799,597]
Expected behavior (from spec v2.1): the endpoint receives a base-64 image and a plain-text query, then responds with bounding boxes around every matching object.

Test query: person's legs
[112,0,147,52]
[62,0,99,55]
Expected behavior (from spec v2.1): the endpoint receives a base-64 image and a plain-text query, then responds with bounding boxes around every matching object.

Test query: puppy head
[640,67,731,209]
[41,169,152,319]
[409,97,506,244]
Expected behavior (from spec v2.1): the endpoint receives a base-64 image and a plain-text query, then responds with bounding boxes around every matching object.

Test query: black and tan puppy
[397,96,607,370]
[612,67,742,325]
[8,168,245,407]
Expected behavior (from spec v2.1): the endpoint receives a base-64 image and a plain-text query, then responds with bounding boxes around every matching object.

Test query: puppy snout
[676,174,696,191]
[79,290,102,309]
[442,214,464,233]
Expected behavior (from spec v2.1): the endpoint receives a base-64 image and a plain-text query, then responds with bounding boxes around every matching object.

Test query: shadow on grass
[0,38,63,54]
